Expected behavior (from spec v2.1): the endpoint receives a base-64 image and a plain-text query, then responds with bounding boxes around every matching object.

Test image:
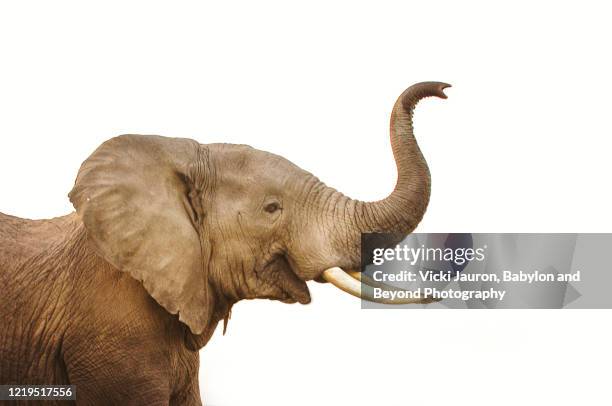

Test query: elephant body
[0,213,202,405]
[0,82,448,405]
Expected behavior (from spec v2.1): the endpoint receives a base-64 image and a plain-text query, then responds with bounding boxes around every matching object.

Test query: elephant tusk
[347,270,410,292]
[347,270,441,302]
[321,267,438,305]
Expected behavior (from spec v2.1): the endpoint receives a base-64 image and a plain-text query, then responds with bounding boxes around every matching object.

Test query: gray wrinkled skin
[0,82,447,405]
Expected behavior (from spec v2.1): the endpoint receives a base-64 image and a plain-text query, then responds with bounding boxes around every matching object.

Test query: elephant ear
[69,134,212,335]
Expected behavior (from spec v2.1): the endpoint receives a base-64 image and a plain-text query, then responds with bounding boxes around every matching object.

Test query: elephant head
[68,82,450,348]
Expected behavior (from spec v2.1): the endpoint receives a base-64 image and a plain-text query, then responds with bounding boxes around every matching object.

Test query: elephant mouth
[259,254,311,305]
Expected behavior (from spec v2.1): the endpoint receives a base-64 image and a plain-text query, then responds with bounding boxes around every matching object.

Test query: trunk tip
[400,81,451,112]
[436,82,452,99]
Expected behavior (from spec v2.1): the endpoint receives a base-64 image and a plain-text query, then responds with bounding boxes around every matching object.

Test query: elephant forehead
[211,145,301,185]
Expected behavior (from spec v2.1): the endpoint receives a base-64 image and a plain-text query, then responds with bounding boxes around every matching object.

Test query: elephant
[0,82,449,405]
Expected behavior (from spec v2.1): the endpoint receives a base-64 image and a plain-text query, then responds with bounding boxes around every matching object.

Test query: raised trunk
[328,82,450,261]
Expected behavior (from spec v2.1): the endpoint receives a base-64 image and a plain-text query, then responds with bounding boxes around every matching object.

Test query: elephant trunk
[356,81,449,235]
[321,82,450,303]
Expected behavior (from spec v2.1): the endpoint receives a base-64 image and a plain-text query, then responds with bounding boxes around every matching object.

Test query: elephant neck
[183,294,233,351]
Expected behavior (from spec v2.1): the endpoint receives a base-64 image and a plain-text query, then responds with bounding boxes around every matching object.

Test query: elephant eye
[264,201,281,214]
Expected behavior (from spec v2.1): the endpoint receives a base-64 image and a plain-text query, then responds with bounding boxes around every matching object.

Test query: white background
[1,1,611,405]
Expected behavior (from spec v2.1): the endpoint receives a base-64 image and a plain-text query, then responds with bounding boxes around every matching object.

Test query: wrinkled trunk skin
[322,82,450,269]
[0,212,203,405]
